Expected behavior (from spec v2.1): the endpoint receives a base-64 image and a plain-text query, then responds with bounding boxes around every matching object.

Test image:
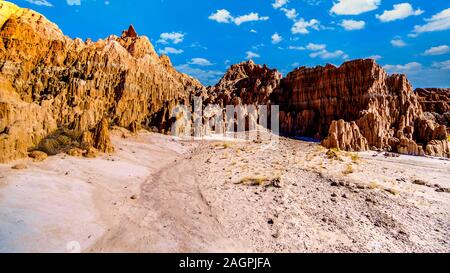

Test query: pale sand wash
[0,131,449,252]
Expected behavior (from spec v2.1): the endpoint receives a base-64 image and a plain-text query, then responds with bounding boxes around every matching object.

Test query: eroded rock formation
[271,60,448,157]
[0,1,448,162]
[206,60,282,107]
[0,1,201,162]
[416,88,450,128]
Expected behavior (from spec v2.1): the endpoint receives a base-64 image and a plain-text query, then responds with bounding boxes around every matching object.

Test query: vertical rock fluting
[415,88,450,128]
[0,1,202,162]
[205,60,282,107]
[271,59,449,157]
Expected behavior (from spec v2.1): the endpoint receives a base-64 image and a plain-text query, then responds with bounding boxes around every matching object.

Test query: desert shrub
[37,129,80,155]
[342,164,354,175]
[238,176,269,186]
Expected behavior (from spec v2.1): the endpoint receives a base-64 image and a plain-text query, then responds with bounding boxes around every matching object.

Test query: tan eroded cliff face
[271,59,448,157]
[206,60,282,107]
[0,1,202,162]
[415,88,450,129]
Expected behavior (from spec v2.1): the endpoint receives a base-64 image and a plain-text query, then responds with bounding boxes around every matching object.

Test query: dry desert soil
[0,130,449,253]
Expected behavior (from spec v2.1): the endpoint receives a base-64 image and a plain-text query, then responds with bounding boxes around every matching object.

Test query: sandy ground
[0,131,449,253]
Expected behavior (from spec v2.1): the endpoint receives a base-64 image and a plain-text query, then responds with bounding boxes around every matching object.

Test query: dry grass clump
[342,164,354,175]
[237,176,282,187]
[384,188,400,195]
[326,148,343,161]
[350,153,361,163]
[238,176,269,186]
[38,130,79,155]
[214,142,233,149]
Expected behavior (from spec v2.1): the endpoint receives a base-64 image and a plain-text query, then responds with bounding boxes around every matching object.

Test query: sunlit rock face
[0,1,448,162]
[270,59,449,157]
[0,1,202,162]
[415,88,450,129]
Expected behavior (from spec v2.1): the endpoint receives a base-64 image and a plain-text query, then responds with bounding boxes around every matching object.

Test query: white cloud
[158,47,184,55]
[271,33,283,44]
[310,49,348,59]
[188,58,213,66]
[411,8,450,36]
[423,45,450,56]
[208,9,233,23]
[157,32,184,45]
[306,43,326,51]
[304,43,348,59]
[291,18,320,34]
[384,62,422,74]
[246,51,260,59]
[376,3,424,23]
[281,8,298,21]
[432,60,450,70]
[367,55,382,60]
[272,0,289,9]
[330,0,380,15]
[288,46,306,50]
[383,62,449,87]
[175,64,223,86]
[291,62,300,67]
[67,0,80,5]
[234,13,270,26]
[250,29,257,33]
[340,19,366,30]
[25,0,53,6]
[391,38,407,47]
[209,10,269,26]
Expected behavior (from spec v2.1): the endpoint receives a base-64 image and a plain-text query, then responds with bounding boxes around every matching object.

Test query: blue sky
[10,0,450,87]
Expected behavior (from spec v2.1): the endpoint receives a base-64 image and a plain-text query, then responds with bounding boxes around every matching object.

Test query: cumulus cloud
[422,45,450,56]
[383,62,422,74]
[245,51,260,59]
[411,8,450,36]
[384,62,449,87]
[310,50,348,59]
[272,0,289,9]
[330,0,381,15]
[209,9,269,26]
[271,33,283,44]
[291,18,320,34]
[340,19,366,30]
[376,3,424,22]
[303,43,348,59]
[281,8,298,20]
[175,64,223,86]
[288,46,306,50]
[432,60,450,70]
[234,13,270,26]
[208,9,233,23]
[188,58,214,66]
[367,55,382,60]
[306,43,326,51]
[25,0,53,6]
[157,32,184,45]
[391,38,407,47]
[158,47,184,55]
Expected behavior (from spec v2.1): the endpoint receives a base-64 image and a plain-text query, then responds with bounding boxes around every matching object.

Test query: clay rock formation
[94,118,114,153]
[271,59,449,157]
[321,120,369,152]
[0,1,202,162]
[206,60,282,107]
[415,88,450,128]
